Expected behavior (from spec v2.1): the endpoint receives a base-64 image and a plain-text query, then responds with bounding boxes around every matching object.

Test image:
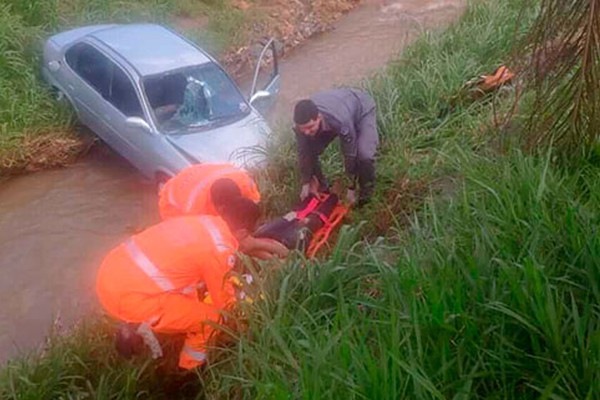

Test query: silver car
[42,23,280,182]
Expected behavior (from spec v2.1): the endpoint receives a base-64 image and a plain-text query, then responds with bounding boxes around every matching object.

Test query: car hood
[165,112,271,168]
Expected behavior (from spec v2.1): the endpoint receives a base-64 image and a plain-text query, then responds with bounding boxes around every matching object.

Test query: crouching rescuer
[293,87,379,207]
[158,162,261,220]
[95,198,287,370]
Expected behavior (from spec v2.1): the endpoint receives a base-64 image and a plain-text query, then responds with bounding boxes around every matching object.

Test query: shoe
[357,197,371,209]
[115,322,144,359]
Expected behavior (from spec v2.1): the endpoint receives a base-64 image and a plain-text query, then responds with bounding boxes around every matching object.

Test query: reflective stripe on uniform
[136,321,164,359]
[182,345,207,362]
[184,167,241,213]
[201,216,230,253]
[167,183,179,209]
[181,282,206,296]
[124,239,175,292]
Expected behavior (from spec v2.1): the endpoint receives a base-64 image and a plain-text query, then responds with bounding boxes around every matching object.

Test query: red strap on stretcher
[313,211,331,226]
[306,203,349,258]
[296,197,320,220]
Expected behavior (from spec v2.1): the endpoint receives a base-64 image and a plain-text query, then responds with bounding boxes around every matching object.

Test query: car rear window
[65,42,144,118]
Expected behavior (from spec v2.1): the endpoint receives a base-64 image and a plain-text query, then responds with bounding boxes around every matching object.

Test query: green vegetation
[2,0,600,398]
[199,150,600,399]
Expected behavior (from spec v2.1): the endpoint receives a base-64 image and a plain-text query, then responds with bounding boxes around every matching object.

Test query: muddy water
[0,0,464,363]
[0,150,159,361]
[272,0,465,116]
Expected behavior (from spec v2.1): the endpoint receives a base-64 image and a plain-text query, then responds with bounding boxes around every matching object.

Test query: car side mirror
[126,116,152,133]
[249,90,272,106]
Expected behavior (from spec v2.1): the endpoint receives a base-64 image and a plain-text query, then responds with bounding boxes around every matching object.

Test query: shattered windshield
[143,63,250,134]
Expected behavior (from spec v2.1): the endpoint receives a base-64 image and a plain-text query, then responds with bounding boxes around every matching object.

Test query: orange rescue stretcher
[305,194,349,258]
[253,191,351,259]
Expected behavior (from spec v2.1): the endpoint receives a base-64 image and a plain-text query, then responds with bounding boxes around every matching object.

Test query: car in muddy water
[41,23,280,183]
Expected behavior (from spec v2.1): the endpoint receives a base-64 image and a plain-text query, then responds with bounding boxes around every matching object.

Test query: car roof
[90,24,212,76]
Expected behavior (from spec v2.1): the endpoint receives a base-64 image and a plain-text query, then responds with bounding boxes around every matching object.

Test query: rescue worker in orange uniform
[96,197,287,370]
[158,163,261,220]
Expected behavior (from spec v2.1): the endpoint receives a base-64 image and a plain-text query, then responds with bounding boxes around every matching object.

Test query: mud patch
[175,15,209,31]
[219,0,361,79]
[0,129,93,177]
[369,176,430,235]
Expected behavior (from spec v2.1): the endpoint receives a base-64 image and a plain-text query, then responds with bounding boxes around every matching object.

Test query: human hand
[300,183,311,200]
[346,188,356,205]
[239,236,290,259]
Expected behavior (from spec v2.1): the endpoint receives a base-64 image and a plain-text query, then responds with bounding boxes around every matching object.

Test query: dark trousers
[355,109,378,201]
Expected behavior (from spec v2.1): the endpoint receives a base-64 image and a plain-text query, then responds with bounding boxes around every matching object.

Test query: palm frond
[524,0,600,158]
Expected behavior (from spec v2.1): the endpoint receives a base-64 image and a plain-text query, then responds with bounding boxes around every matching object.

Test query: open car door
[248,38,281,116]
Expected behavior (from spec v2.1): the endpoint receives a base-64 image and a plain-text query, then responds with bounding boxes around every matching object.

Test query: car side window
[65,42,144,118]
[66,43,111,98]
[110,66,144,118]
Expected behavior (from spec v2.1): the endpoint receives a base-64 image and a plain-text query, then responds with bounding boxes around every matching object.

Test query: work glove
[346,188,357,205]
[300,183,311,201]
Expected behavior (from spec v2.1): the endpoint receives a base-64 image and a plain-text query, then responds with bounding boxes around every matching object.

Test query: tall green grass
[203,149,600,399]
[0,318,202,399]
[0,4,68,145]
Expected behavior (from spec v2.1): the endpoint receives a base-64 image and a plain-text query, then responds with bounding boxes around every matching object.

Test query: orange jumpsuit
[96,215,238,369]
[158,163,260,220]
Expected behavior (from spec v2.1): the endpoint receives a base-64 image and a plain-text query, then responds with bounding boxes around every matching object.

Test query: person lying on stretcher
[253,179,342,254]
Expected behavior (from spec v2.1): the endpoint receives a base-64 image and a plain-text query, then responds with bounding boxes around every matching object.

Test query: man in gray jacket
[293,88,379,207]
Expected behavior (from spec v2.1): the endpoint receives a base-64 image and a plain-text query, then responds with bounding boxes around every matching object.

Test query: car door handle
[67,84,75,92]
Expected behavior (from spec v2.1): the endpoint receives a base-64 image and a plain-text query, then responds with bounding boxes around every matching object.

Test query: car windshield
[143,63,249,134]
